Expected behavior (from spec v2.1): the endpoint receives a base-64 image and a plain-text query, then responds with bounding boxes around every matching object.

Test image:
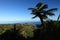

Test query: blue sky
[0,0,60,23]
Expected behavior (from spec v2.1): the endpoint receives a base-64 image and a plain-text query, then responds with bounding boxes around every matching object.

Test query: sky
[0,0,60,23]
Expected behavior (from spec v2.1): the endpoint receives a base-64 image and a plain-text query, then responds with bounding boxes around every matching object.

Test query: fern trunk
[38,16,46,32]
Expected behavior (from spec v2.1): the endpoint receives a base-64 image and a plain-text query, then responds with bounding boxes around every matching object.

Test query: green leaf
[47,8,57,12]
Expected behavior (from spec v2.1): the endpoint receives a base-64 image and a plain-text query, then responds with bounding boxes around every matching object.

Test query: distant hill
[0,21,40,25]
[16,21,40,25]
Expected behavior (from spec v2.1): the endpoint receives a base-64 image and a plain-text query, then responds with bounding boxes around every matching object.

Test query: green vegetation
[0,24,37,38]
[20,24,37,38]
[0,24,14,35]
[0,21,60,40]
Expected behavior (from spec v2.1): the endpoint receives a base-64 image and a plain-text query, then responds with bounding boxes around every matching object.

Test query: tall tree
[57,14,60,21]
[28,2,57,31]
